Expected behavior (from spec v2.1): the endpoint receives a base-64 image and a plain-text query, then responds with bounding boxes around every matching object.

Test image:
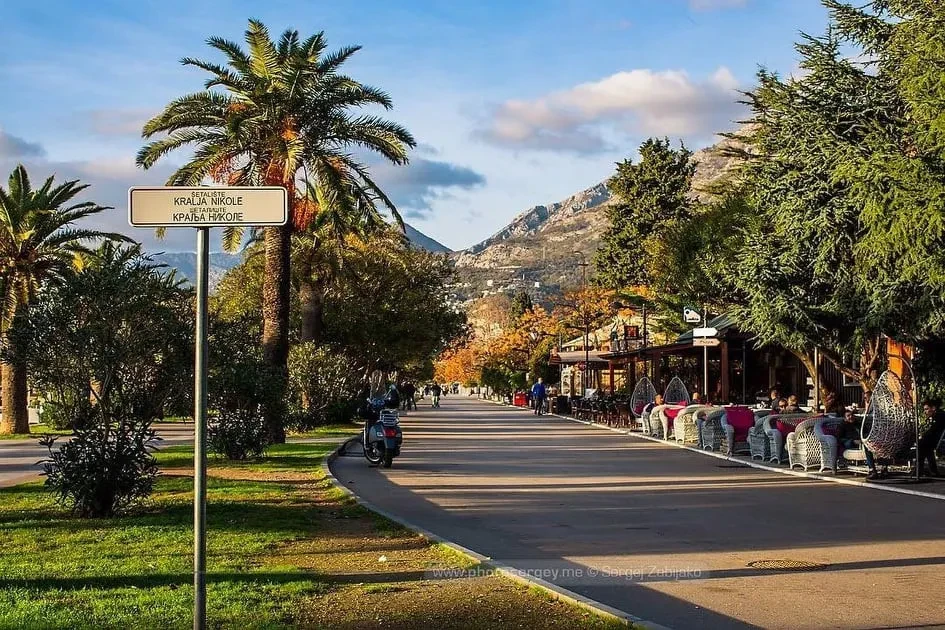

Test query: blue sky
[0,0,829,252]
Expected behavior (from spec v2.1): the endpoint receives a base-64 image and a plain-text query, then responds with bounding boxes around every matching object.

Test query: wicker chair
[701,408,727,451]
[863,370,917,461]
[648,404,671,438]
[630,377,657,430]
[764,413,813,463]
[658,405,686,440]
[787,417,842,472]
[673,405,712,445]
[663,376,690,406]
[703,406,755,455]
[748,410,774,460]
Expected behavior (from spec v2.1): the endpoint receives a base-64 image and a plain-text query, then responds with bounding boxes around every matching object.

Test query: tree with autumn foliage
[138,21,415,441]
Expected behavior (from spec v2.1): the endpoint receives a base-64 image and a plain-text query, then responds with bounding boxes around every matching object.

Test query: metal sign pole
[127,186,287,630]
[703,307,709,403]
[193,226,209,630]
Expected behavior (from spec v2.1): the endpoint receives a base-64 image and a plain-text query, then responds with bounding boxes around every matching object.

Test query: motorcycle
[360,372,404,468]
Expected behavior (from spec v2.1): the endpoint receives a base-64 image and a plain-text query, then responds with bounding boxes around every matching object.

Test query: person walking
[531,378,547,416]
[430,383,442,408]
[402,381,416,411]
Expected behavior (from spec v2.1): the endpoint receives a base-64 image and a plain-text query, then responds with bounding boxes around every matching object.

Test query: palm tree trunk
[299,277,325,344]
[261,224,290,444]
[0,359,29,435]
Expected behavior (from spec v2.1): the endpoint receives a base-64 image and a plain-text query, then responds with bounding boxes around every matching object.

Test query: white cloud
[689,0,748,11]
[476,67,744,153]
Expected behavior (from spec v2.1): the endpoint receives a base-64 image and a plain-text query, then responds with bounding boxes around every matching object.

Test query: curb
[323,439,668,630]
[484,398,945,503]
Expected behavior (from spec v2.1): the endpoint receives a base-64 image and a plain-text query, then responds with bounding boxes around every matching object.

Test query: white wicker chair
[787,418,842,472]
[658,405,685,440]
[673,405,706,445]
[648,405,668,438]
[815,417,844,472]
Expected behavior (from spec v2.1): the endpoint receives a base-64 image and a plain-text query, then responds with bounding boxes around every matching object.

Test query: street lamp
[573,250,589,394]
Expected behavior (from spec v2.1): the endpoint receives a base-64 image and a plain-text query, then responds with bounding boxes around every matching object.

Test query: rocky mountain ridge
[451,134,742,298]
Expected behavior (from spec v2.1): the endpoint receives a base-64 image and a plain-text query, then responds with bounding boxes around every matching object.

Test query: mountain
[150,252,242,291]
[452,134,742,299]
[149,223,449,292]
[405,224,452,253]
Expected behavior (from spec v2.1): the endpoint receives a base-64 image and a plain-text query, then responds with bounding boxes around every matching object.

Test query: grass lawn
[0,442,625,629]
[0,424,73,440]
[288,422,362,439]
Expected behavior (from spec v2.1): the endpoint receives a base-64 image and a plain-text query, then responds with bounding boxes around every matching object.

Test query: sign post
[129,186,287,630]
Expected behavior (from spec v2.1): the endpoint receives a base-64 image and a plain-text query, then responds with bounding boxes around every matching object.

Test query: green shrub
[40,420,159,518]
[208,409,268,460]
[287,342,359,429]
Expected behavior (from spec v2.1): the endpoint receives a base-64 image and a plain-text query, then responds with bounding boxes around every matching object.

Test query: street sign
[683,307,701,324]
[693,327,718,338]
[128,186,288,228]
[693,337,721,347]
[128,185,287,630]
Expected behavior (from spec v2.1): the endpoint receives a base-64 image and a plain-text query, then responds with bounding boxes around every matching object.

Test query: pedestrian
[402,381,416,411]
[430,383,442,408]
[531,377,547,415]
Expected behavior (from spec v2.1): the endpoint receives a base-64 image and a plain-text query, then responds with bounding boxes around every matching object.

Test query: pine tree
[595,138,695,289]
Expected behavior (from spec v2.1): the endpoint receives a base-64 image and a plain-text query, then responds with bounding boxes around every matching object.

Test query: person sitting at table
[774,397,789,414]
[691,392,702,404]
[768,388,781,411]
[642,394,664,416]
[784,394,802,414]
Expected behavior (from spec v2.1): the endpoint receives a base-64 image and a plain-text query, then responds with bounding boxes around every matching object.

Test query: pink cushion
[725,406,754,442]
[633,404,645,415]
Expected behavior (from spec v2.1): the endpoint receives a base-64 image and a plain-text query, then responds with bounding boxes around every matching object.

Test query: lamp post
[573,251,589,394]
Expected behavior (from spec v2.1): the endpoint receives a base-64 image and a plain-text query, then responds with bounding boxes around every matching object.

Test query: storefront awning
[550,351,610,366]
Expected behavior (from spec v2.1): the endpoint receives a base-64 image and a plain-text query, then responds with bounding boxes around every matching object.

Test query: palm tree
[138,20,415,443]
[0,165,121,435]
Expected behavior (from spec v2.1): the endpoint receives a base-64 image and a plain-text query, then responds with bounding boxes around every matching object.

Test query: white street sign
[693,327,718,338]
[128,186,288,228]
[693,337,721,347]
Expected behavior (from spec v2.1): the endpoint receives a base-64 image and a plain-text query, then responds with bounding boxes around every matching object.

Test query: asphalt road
[0,422,194,488]
[332,396,945,630]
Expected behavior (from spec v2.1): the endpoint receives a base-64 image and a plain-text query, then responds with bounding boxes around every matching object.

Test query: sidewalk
[533,401,945,501]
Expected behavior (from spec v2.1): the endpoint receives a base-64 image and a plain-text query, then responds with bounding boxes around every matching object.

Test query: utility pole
[573,251,589,394]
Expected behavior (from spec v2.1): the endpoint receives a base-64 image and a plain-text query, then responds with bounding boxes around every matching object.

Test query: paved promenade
[332,396,945,630]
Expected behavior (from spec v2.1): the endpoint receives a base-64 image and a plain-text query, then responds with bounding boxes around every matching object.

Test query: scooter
[360,372,404,468]
[363,403,402,468]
